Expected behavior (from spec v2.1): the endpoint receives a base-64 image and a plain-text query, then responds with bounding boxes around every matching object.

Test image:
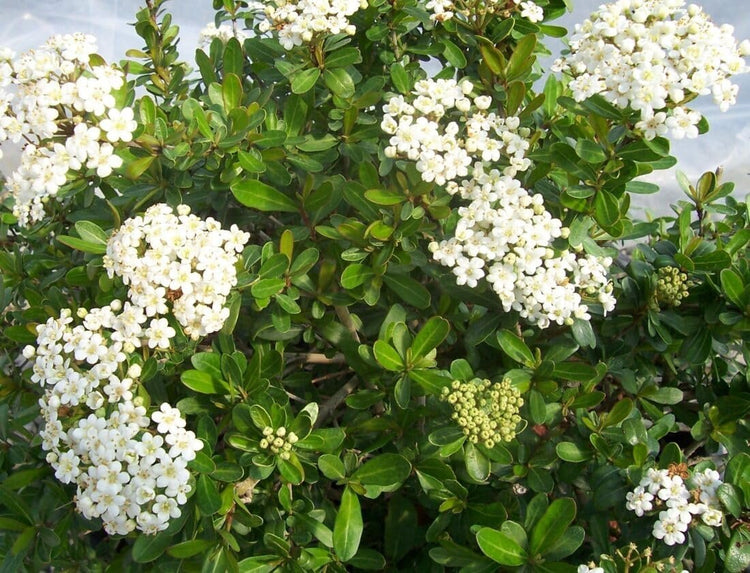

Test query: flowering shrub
[0,0,748,571]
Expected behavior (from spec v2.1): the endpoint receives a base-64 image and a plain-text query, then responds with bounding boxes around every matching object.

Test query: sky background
[1,0,748,215]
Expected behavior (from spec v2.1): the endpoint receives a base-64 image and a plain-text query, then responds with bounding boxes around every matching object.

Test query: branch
[315,377,359,428]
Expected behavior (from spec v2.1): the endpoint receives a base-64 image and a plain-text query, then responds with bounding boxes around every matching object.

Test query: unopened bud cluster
[441,378,523,448]
[655,266,693,308]
[259,426,299,460]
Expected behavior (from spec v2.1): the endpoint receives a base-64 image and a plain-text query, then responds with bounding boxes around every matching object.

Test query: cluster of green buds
[654,266,693,308]
[259,426,299,460]
[440,378,524,448]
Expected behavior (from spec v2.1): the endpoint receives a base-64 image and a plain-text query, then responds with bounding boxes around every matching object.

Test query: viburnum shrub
[0,0,748,570]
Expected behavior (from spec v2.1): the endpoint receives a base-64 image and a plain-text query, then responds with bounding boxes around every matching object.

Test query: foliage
[0,0,749,571]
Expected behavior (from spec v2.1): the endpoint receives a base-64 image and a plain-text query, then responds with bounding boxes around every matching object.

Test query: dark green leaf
[529,498,576,555]
[231,179,298,212]
[333,487,362,562]
[352,453,411,487]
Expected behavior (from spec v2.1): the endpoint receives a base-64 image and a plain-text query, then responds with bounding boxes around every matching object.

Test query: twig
[335,305,361,343]
[286,352,346,364]
[316,377,359,428]
[312,370,350,384]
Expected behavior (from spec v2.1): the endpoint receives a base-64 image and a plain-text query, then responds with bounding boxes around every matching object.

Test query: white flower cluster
[382,78,532,184]
[257,0,368,50]
[381,80,615,328]
[554,0,750,140]
[0,34,137,226]
[197,22,249,51]
[625,466,725,546]
[24,307,204,535]
[22,205,249,535]
[104,203,249,341]
[425,0,544,24]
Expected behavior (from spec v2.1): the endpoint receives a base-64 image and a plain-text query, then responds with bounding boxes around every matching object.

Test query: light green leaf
[497,330,535,366]
[291,68,320,94]
[411,317,450,359]
[476,527,528,566]
[373,340,404,371]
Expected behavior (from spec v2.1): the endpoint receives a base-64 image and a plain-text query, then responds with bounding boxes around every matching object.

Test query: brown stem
[316,377,359,428]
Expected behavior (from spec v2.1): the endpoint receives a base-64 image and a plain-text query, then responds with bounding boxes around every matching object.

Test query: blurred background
[1,0,748,215]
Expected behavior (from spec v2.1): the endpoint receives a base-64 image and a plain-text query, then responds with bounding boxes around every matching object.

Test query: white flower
[152,403,186,434]
[701,507,723,527]
[653,510,687,546]
[99,107,137,142]
[625,485,654,516]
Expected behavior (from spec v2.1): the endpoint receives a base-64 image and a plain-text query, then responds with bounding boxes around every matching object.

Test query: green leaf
[251,278,285,299]
[602,398,633,428]
[373,340,404,371]
[352,454,411,488]
[476,527,528,566]
[291,68,320,94]
[543,526,585,561]
[641,386,683,405]
[196,473,222,515]
[383,274,431,309]
[528,390,546,425]
[56,235,107,254]
[341,264,375,289]
[237,555,282,573]
[319,454,346,480]
[409,369,452,394]
[180,370,229,394]
[74,220,108,245]
[442,39,467,68]
[324,47,362,68]
[293,513,334,548]
[334,486,363,562]
[478,38,506,76]
[390,62,411,94]
[411,317,450,359]
[222,73,242,110]
[506,34,537,81]
[575,140,607,164]
[556,442,592,463]
[231,179,298,213]
[167,539,215,559]
[497,330,535,366]
[726,452,750,506]
[529,498,576,556]
[238,149,265,173]
[348,548,387,570]
[249,404,273,429]
[464,442,491,482]
[277,454,305,485]
[571,319,596,349]
[721,268,746,309]
[223,37,244,76]
[324,68,355,98]
[725,526,750,573]
[182,98,213,139]
[132,531,174,563]
[717,483,742,518]
[593,189,621,229]
[364,188,405,205]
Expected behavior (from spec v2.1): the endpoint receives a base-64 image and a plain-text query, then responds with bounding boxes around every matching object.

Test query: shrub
[0,0,748,571]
